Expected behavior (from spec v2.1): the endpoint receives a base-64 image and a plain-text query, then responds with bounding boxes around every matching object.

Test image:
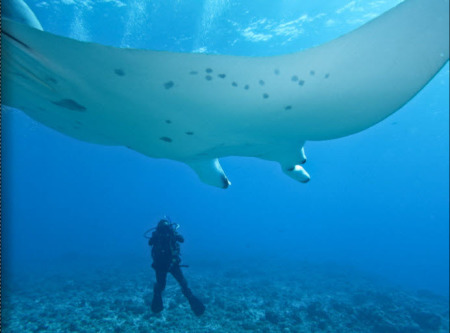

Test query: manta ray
[1,0,449,188]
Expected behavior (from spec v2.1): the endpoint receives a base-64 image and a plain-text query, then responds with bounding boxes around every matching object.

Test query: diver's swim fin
[187,294,206,316]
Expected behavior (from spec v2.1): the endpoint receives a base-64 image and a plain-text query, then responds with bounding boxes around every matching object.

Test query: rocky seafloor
[1,258,449,332]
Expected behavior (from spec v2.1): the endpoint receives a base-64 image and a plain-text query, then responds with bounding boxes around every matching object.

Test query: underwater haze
[1,0,449,332]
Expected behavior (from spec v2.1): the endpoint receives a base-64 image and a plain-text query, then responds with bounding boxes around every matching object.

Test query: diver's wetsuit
[149,220,205,316]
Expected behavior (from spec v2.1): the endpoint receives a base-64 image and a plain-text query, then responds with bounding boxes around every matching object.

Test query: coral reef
[1,259,448,332]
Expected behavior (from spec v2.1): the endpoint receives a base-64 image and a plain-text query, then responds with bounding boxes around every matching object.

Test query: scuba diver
[146,218,205,316]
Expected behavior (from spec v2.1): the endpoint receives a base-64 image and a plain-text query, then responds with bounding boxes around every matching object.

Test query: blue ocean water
[1,0,449,324]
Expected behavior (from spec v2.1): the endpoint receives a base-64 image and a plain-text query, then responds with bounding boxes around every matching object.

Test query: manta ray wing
[1,0,448,188]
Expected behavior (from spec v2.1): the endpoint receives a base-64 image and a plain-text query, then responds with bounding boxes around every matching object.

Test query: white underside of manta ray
[1,0,449,188]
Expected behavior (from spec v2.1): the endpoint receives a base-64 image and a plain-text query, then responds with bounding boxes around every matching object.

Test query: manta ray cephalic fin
[187,159,231,189]
[261,146,310,183]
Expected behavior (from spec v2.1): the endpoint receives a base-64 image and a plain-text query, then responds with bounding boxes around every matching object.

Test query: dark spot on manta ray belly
[160,137,173,142]
[324,73,330,79]
[259,80,265,86]
[218,74,226,79]
[263,93,269,99]
[274,69,280,75]
[232,82,238,87]
[310,70,315,76]
[46,77,58,84]
[164,81,174,89]
[206,68,213,73]
[298,80,305,86]
[244,85,250,90]
[114,69,125,76]
[189,71,198,75]
[52,99,87,111]
[165,120,172,124]
[291,75,299,82]
[285,105,292,110]
[185,131,194,135]
[205,75,213,81]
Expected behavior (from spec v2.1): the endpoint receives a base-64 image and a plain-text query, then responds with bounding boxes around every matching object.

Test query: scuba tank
[145,217,182,266]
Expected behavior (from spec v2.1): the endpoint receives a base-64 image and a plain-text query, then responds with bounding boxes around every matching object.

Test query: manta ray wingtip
[3,0,43,30]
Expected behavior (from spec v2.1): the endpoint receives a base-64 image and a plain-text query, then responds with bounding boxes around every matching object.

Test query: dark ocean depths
[1,0,449,332]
